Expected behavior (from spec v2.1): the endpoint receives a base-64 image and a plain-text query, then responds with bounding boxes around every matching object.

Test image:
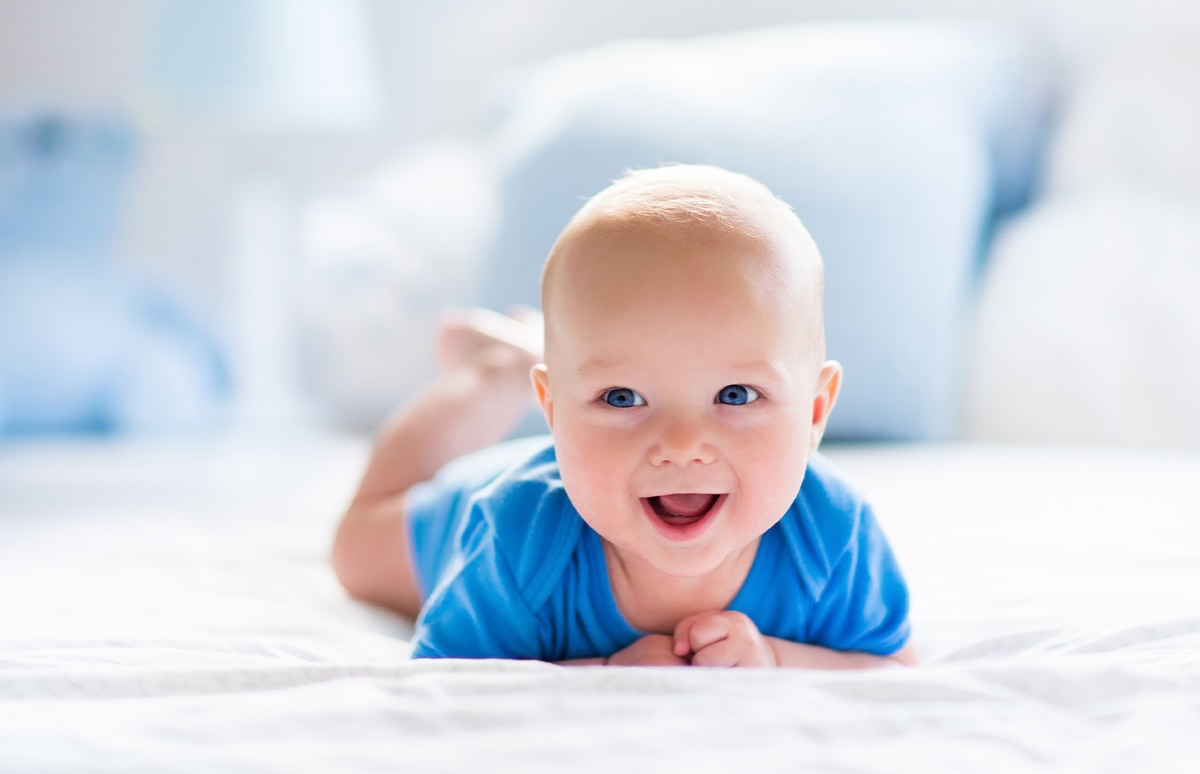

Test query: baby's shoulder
[796,453,870,524]
[778,454,876,590]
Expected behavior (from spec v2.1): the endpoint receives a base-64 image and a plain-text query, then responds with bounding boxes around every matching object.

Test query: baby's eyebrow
[574,359,623,379]
[575,359,787,380]
[725,361,789,382]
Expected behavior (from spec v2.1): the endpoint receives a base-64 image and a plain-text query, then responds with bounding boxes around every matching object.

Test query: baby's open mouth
[647,493,721,525]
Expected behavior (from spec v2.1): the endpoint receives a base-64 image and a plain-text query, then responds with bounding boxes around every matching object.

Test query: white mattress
[2,437,1198,772]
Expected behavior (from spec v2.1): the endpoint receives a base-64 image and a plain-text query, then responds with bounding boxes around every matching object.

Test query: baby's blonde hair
[568,164,803,239]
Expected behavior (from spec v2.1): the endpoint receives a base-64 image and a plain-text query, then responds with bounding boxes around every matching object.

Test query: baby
[332,164,915,668]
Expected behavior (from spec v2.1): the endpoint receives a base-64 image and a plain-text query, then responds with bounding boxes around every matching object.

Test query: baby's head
[541,164,828,373]
[532,164,841,579]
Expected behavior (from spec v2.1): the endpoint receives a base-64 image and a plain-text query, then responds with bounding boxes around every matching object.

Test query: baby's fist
[673,611,777,668]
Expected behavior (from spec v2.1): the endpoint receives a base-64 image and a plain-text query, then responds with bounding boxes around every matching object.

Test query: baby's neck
[602,538,760,635]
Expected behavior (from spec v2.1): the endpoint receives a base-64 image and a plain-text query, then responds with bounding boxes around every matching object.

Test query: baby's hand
[673,611,777,667]
[606,634,690,666]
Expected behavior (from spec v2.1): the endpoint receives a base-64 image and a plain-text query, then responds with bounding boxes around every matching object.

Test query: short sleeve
[409,506,546,659]
[803,504,911,656]
[405,436,579,660]
[405,436,550,598]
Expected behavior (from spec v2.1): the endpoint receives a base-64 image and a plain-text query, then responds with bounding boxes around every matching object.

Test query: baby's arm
[672,611,918,669]
[764,638,919,669]
[331,309,542,617]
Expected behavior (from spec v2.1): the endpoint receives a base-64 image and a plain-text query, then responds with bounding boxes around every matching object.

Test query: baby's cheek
[751,431,807,488]
[559,453,622,522]
[741,446,805,506]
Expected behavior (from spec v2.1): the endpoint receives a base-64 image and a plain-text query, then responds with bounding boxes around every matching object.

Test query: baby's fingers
[673,613,731,657]
[690,638,749,668]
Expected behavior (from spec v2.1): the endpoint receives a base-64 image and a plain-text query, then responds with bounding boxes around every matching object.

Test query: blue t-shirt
[405,435,910,661]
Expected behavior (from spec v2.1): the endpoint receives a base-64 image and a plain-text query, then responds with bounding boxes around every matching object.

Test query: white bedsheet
[2,437,1198,772]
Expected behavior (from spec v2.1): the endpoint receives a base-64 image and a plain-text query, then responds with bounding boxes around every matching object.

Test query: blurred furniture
[0,108,228,436]
[307,19,1200,450]
[964,40,1200,448]
[140,0,384,434]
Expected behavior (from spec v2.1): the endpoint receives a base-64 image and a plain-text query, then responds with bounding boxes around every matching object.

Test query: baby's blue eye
[716,385,759,406]
[603,388,645,408]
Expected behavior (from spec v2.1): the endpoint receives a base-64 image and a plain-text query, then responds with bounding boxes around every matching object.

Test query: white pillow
[299,142,497,428]
[964,188,1200,448]
[1049,42,1200,195]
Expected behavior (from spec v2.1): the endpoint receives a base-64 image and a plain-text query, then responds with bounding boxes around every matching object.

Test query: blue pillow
[0,263,230,436]
[0,108,134,260]
[476,21,1056,440]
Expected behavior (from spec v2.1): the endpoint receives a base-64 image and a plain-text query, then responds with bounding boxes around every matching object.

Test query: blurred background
[2,0,1199,447]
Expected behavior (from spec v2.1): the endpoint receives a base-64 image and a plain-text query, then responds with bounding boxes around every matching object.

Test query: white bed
[3,436,1198,772]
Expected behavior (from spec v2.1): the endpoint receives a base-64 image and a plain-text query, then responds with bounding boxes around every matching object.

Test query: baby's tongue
[658,493,716,518]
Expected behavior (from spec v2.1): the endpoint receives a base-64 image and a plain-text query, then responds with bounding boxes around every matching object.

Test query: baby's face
[534,222,838,581]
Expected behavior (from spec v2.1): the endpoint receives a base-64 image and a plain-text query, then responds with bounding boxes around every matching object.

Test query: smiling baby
[332,164,915,668]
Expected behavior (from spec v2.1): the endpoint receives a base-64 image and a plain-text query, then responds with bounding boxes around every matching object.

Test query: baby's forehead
[567,166,813,252]
[551,205,814,289]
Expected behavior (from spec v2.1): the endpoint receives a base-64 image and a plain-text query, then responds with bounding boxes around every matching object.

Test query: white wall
[0,0,147,106]
[9,0,1200,125]
[369,0,1200,139]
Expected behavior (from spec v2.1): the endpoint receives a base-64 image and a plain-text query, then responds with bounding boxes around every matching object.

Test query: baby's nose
[648,414,716,466]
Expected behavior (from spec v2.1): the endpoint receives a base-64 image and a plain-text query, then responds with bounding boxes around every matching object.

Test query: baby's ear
[531,364,554,428]
[810,360,843,451]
